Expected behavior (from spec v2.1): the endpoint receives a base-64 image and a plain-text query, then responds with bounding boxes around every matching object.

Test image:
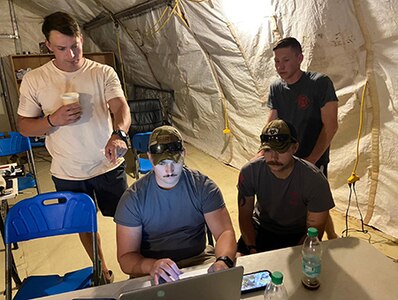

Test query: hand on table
[150,258,182,285]
[207,260,229,273]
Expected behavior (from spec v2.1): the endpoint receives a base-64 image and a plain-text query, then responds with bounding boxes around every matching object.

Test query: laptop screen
[119,266,244,300]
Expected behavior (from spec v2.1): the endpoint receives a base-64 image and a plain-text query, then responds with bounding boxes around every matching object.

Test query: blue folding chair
[127,99,165,179]
[4,192,101,300]
[132,132,153,179]
[0,132,40,194]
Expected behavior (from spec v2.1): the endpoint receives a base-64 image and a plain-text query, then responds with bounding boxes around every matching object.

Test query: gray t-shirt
[238,157,335,234]
[114,167,225,261]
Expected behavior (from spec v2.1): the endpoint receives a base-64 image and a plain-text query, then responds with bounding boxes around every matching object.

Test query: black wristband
[216,256,234,268]
[47,114,55,127]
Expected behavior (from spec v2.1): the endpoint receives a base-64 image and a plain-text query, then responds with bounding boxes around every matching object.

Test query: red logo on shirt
[296,95,310,110]
[238,173,245,186]
[288,191,299,206]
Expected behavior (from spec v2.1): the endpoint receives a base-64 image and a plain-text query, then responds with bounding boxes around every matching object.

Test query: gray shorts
[176,245,216,269]
[52,162,127,217]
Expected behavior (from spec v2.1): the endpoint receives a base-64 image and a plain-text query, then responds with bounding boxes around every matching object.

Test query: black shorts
[52,162,127,217]
[237,223,304,254]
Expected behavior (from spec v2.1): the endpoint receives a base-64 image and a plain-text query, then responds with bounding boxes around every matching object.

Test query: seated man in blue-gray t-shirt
[114,125,236,285]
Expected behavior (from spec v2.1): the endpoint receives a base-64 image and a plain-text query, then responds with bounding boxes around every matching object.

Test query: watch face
[113,130,129,146]
[119,130,127,138]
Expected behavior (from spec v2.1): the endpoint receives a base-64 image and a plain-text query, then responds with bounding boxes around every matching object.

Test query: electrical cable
[143,3,169,36]
[144,0,181,37]
[176,1,231,135]
[342,182,369,239]
[343,81,369,238]
[347,80,367,185]
[152,0,180,35]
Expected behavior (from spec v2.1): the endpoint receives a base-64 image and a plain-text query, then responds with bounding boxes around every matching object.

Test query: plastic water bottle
[264,271,288,299]
[301,227,322,289]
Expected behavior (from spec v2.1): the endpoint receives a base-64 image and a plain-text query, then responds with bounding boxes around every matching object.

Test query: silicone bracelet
[47,114,55,127]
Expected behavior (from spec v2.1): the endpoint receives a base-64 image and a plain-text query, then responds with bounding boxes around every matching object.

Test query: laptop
[118,266,244,300]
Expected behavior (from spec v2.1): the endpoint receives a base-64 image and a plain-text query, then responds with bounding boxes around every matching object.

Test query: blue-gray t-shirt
[114,167,225,261]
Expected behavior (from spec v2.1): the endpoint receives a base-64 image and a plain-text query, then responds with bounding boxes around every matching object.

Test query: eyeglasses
[149,141,184,154]
[260,134,291,143]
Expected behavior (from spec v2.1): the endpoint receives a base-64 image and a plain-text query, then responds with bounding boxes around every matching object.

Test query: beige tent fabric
[1,0,397,238]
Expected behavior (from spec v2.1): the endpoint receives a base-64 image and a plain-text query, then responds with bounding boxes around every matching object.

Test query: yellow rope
[347,80,368,184]
[143,0,231,135]
[145,0,181,37]
[152,0,180,35]
[143,4,170,36]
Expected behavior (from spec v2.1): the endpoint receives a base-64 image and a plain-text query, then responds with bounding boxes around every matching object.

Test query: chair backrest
[132,132,152,153]
[0,131,40,193]
[4,192,100,299]
[0,131,32,156]
[5,191,97,244]
[127,99,164,136]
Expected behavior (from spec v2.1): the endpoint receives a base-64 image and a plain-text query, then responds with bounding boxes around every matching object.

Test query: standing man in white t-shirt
[17,11,131,283]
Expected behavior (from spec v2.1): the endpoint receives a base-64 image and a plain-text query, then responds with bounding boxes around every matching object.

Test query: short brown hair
[273,37,302,55]
[42,11,81,40]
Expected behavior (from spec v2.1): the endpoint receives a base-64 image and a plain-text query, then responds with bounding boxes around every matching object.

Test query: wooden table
[39,237,398,299]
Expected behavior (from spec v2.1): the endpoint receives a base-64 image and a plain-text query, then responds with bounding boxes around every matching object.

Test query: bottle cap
[307,227,318,237]
[271,271,284,285]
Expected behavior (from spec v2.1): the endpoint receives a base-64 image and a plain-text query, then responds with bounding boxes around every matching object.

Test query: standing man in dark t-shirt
[266,37,338,239]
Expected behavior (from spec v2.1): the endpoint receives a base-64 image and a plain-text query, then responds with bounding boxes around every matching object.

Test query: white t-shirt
[18,58,126,180]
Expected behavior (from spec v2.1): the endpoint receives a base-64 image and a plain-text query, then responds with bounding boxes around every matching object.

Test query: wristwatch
[112,129,130,147]
[216,256,234,268]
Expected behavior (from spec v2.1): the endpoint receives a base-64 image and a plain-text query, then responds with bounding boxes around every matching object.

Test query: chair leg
[26,148,40,194]
[11,259,22,288]
[2,206,22,293]
[1,199,19,250]
[132,149,140,179]
[92,232,102,286]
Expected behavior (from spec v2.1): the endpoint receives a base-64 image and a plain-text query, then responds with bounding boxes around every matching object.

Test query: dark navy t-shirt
[268,71,338,166]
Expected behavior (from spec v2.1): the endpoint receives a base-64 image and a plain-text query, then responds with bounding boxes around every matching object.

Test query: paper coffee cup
[61,92,80,105]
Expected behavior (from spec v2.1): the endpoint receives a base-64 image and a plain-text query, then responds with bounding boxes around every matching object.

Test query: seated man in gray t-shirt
[237,119,335,255]
[114,125,236,284]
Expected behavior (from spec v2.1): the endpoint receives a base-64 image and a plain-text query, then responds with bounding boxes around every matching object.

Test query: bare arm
[238,195,257,254]
[18,115,53,137]
[267,109,278,123]
[298,210,329,244]
[116,224,181,284]
[305,101,338,164]
[17,102,82,137]
[105,97,131,163]
[205,207,236,272]
[108,96,131,133]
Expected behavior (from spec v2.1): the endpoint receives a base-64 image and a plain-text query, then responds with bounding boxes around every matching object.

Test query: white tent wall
[1,0,397,238]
